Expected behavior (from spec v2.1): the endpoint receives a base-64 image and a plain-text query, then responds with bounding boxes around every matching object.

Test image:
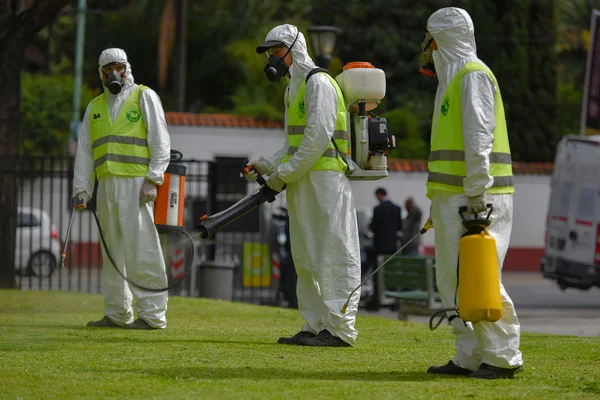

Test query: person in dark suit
[367,187,403,310]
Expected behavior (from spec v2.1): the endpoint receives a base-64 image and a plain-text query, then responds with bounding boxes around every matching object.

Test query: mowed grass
[0,291,599,400]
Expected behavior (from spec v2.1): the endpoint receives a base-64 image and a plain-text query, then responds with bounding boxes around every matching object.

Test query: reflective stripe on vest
[427,62,514,196]
[89,85,150,179]
[282,73,348,172]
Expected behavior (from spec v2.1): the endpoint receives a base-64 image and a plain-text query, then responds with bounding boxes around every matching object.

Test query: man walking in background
[401,197,423,256]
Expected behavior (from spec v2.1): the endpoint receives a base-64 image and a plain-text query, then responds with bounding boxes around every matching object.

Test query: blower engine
[457,204,502,323]
[335,62,395,180]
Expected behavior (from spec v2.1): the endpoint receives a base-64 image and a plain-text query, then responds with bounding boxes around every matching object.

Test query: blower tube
[197,185,281,239]
[198,164,284,239]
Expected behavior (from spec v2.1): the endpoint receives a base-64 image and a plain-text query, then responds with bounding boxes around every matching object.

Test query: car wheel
[28,251,57,278]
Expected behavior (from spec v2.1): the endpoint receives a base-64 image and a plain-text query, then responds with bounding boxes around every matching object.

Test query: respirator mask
[101,62,126,95]
[263,30,299,82]
[419,32,436,78]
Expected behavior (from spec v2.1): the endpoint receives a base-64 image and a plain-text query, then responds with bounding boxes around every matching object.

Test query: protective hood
[98,48,135,97]
[262,24,316,102]
[427,7,478,82]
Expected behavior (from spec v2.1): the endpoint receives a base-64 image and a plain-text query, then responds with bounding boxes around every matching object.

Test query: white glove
[75,192,90,210]
[467,194,487,214]
[266,171,285,192]
[244,158,269,182]
[139,180,158,205]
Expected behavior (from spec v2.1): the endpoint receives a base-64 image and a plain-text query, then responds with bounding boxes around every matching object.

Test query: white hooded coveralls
[427,8,523,370]
[73,48,171,328]
[260,24,361,345]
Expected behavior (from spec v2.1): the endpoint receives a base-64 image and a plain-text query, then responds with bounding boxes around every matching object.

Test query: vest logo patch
[93,113,101,120]
[126,109,141,122]
[299,100,305,114]
[441,96,450,116]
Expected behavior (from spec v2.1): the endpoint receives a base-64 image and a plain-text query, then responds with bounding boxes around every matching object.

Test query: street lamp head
[307,26,342,70]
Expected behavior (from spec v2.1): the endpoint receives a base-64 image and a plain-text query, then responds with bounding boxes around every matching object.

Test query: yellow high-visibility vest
[283,72,348,172]
[427,62,514,198]
[89,85,150,179]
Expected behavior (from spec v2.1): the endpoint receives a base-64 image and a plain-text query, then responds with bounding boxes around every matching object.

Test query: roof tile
[386,159,554,175]
[165,112,554,175]
[165,112,284,129]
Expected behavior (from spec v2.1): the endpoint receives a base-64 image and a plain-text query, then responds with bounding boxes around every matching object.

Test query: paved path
[360,271,600,337]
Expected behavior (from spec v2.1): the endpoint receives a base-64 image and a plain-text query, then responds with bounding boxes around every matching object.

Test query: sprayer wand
[340,218,433,314]
[60,197,85,268]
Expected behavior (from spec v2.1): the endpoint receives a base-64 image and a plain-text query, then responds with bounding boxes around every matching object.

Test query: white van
[541,135,600,290]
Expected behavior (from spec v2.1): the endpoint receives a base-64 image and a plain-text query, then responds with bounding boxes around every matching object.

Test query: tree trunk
[0,0,72,288]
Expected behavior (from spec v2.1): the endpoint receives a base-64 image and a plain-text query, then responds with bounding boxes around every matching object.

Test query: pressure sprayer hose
[428,307,459,331]
[340,219,434,314]
[91,208,195,292]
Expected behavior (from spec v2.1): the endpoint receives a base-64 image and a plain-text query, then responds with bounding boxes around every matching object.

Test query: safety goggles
[421,32,434,52]
[101,62,126,75]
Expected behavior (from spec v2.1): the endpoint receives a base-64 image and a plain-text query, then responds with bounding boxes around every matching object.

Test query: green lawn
[0,290,599,400]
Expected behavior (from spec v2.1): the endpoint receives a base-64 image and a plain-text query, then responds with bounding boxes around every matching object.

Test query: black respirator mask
[102,67,125,95]
[263,31,299,82]
[419,32,436,78]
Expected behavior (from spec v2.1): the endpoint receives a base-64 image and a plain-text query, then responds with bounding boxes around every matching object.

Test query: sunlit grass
[0,290,599,399]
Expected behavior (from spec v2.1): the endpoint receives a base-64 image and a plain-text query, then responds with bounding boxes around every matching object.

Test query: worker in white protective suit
[421,8,524,379]
[73,48,171,330]
[245,24,361,347]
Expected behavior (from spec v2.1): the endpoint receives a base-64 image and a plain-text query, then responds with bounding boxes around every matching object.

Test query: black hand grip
[170,149,183,162]
[242,165,267,186]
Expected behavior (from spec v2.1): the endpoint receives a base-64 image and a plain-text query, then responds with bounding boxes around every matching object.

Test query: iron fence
[9,156,289,307]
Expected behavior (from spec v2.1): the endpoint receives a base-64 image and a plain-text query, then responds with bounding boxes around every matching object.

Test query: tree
[460,0,558,162]
[309,0,451,158]
[0,0,72,289]
[311,0,560,162]
[20,73,94,156]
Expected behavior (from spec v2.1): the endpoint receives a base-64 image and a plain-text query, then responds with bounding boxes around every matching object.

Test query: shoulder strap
[305,68,353,175]
[306,67,333,83]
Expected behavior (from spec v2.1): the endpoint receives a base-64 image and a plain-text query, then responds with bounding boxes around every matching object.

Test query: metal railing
[8,156,287,307]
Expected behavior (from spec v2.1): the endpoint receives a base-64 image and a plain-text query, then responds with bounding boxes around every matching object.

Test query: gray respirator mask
[263,31,299,82]
[103,69,125,95]
[419,32,436,78]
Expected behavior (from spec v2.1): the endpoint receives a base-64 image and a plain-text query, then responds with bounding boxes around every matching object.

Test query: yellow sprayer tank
[457,206,502,323]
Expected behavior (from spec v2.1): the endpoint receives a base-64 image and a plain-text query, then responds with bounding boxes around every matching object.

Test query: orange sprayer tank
[154,151,186,234]
[457,205,502,323]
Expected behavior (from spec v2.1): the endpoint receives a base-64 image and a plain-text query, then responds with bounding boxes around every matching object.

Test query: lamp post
[307,26,342,70]
[70,0,87,148]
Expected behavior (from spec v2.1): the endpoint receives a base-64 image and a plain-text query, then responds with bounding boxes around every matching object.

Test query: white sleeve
[461,71,496,197]
[140,88,171,185]
[73,103,95,197]
[277,73,336,182]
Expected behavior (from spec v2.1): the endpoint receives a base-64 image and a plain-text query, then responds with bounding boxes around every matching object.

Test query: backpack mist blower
[62,150,195,292]
[429,204,502,330]
[198,63,395,247]
[314,62,395,180]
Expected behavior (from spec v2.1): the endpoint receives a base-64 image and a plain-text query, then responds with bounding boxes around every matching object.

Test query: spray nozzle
[420,218,433,234]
